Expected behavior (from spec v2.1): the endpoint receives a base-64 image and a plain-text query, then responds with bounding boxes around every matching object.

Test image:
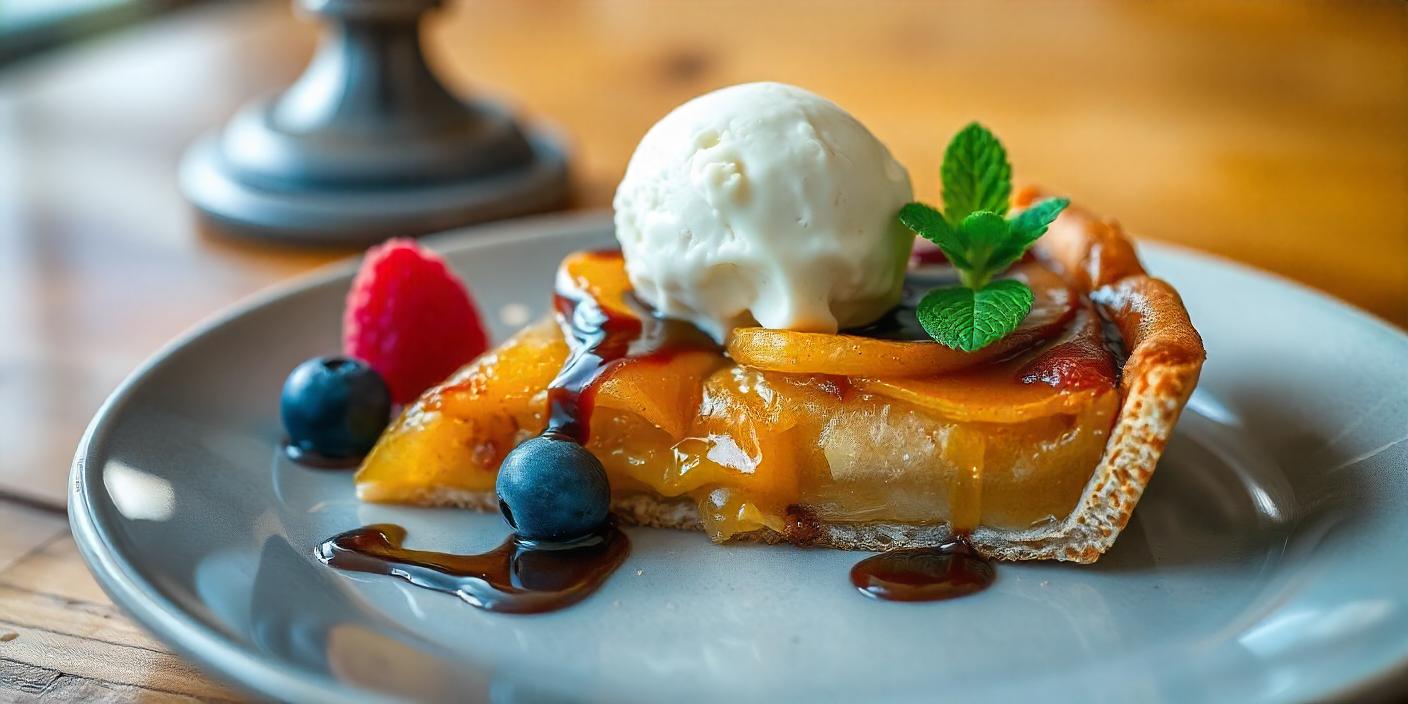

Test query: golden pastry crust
[959,189,1206,561]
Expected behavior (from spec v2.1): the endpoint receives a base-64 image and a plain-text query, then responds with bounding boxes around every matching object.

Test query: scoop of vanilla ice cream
[612,82,914,342]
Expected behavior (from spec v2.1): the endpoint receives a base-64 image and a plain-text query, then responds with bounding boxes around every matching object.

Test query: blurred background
[1,0,1405,507]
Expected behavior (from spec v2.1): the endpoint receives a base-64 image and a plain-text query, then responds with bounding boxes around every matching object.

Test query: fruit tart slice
[355,190,1203,563]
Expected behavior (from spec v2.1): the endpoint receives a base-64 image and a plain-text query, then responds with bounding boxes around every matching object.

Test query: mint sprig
[899,122,1069,353]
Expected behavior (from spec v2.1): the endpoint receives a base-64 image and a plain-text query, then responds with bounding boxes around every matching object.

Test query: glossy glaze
[316,522,629,614]
[545,250,715,443]
[850,539,996,602]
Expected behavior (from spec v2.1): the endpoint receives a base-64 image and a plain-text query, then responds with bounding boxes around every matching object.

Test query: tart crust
[362,191,1205,563]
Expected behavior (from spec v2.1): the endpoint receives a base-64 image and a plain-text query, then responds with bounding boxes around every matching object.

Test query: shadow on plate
[1090,388,1371,574]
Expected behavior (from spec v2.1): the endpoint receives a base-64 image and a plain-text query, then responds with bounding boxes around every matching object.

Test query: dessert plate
[71,213,1408,704]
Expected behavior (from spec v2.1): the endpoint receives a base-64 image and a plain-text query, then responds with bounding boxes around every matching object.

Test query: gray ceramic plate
[71,213,1408,704]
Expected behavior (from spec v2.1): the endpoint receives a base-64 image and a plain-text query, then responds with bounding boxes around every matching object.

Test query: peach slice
[595,350,725,438]
[857,305,1119,424]
[727,262,1076,377]
[854,370,1107,424]
[556,250,637,320]
[727,329,1009,378]
[358,320,568,502]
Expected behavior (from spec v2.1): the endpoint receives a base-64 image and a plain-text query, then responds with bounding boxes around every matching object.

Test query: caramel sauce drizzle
[315,522,629,614]
[545,251,716,443]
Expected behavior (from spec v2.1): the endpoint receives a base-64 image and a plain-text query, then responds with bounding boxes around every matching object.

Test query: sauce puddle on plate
[282,441,363,470]
[315,521,630,614]
[850,539,996,602]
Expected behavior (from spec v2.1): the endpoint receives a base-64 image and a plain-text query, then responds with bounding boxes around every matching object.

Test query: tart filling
[356,243,1123,542]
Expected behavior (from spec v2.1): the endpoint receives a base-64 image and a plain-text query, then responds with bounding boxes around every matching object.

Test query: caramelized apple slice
[556,250,636,320]
[555,248,723,439]
[435,319,567,419]
[594,350,725,439]
[358,319,567,502]
[854,371,1105,424]
[728,329,1004,378]
[855,308,1118,423]
[726,262,1075,377]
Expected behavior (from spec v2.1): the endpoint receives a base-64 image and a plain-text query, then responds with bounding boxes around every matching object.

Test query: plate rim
[67,210,1408,703]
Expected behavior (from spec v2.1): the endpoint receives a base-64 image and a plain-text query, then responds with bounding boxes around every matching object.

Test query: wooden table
[1,0,1403,699]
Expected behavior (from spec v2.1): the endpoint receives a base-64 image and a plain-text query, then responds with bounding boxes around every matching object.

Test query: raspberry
[343,239,489,404]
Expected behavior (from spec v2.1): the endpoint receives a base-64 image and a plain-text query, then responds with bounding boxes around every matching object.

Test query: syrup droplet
[849,539,996,602]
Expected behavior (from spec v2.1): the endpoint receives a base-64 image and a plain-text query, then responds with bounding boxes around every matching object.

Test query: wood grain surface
[0,504,243,702]
[0,0,1404,699]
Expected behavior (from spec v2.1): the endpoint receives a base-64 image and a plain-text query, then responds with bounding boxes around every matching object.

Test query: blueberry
[495,434,610,541]
[280,356,392,457]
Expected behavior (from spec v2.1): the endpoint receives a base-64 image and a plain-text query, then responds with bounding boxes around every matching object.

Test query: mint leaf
[1008,197,1069,248]
[987,197,1071,273]
[955,210,1009,288]
[916,279,1035,352]
[899,202,971,269]
[941,123,1012,225]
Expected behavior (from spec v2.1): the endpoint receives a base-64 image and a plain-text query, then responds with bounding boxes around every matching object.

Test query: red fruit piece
[1017,310,1117,391]
[343,239,489,404]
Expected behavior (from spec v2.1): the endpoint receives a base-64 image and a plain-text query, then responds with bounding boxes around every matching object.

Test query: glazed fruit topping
[356,249,1121,545]
[343,238,489,404]
[726,260,1075,377]
[281,356,391,458]
[1018,309,1119,391]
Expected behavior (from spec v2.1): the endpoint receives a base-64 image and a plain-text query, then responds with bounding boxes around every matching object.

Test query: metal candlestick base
[180,0,569,246]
